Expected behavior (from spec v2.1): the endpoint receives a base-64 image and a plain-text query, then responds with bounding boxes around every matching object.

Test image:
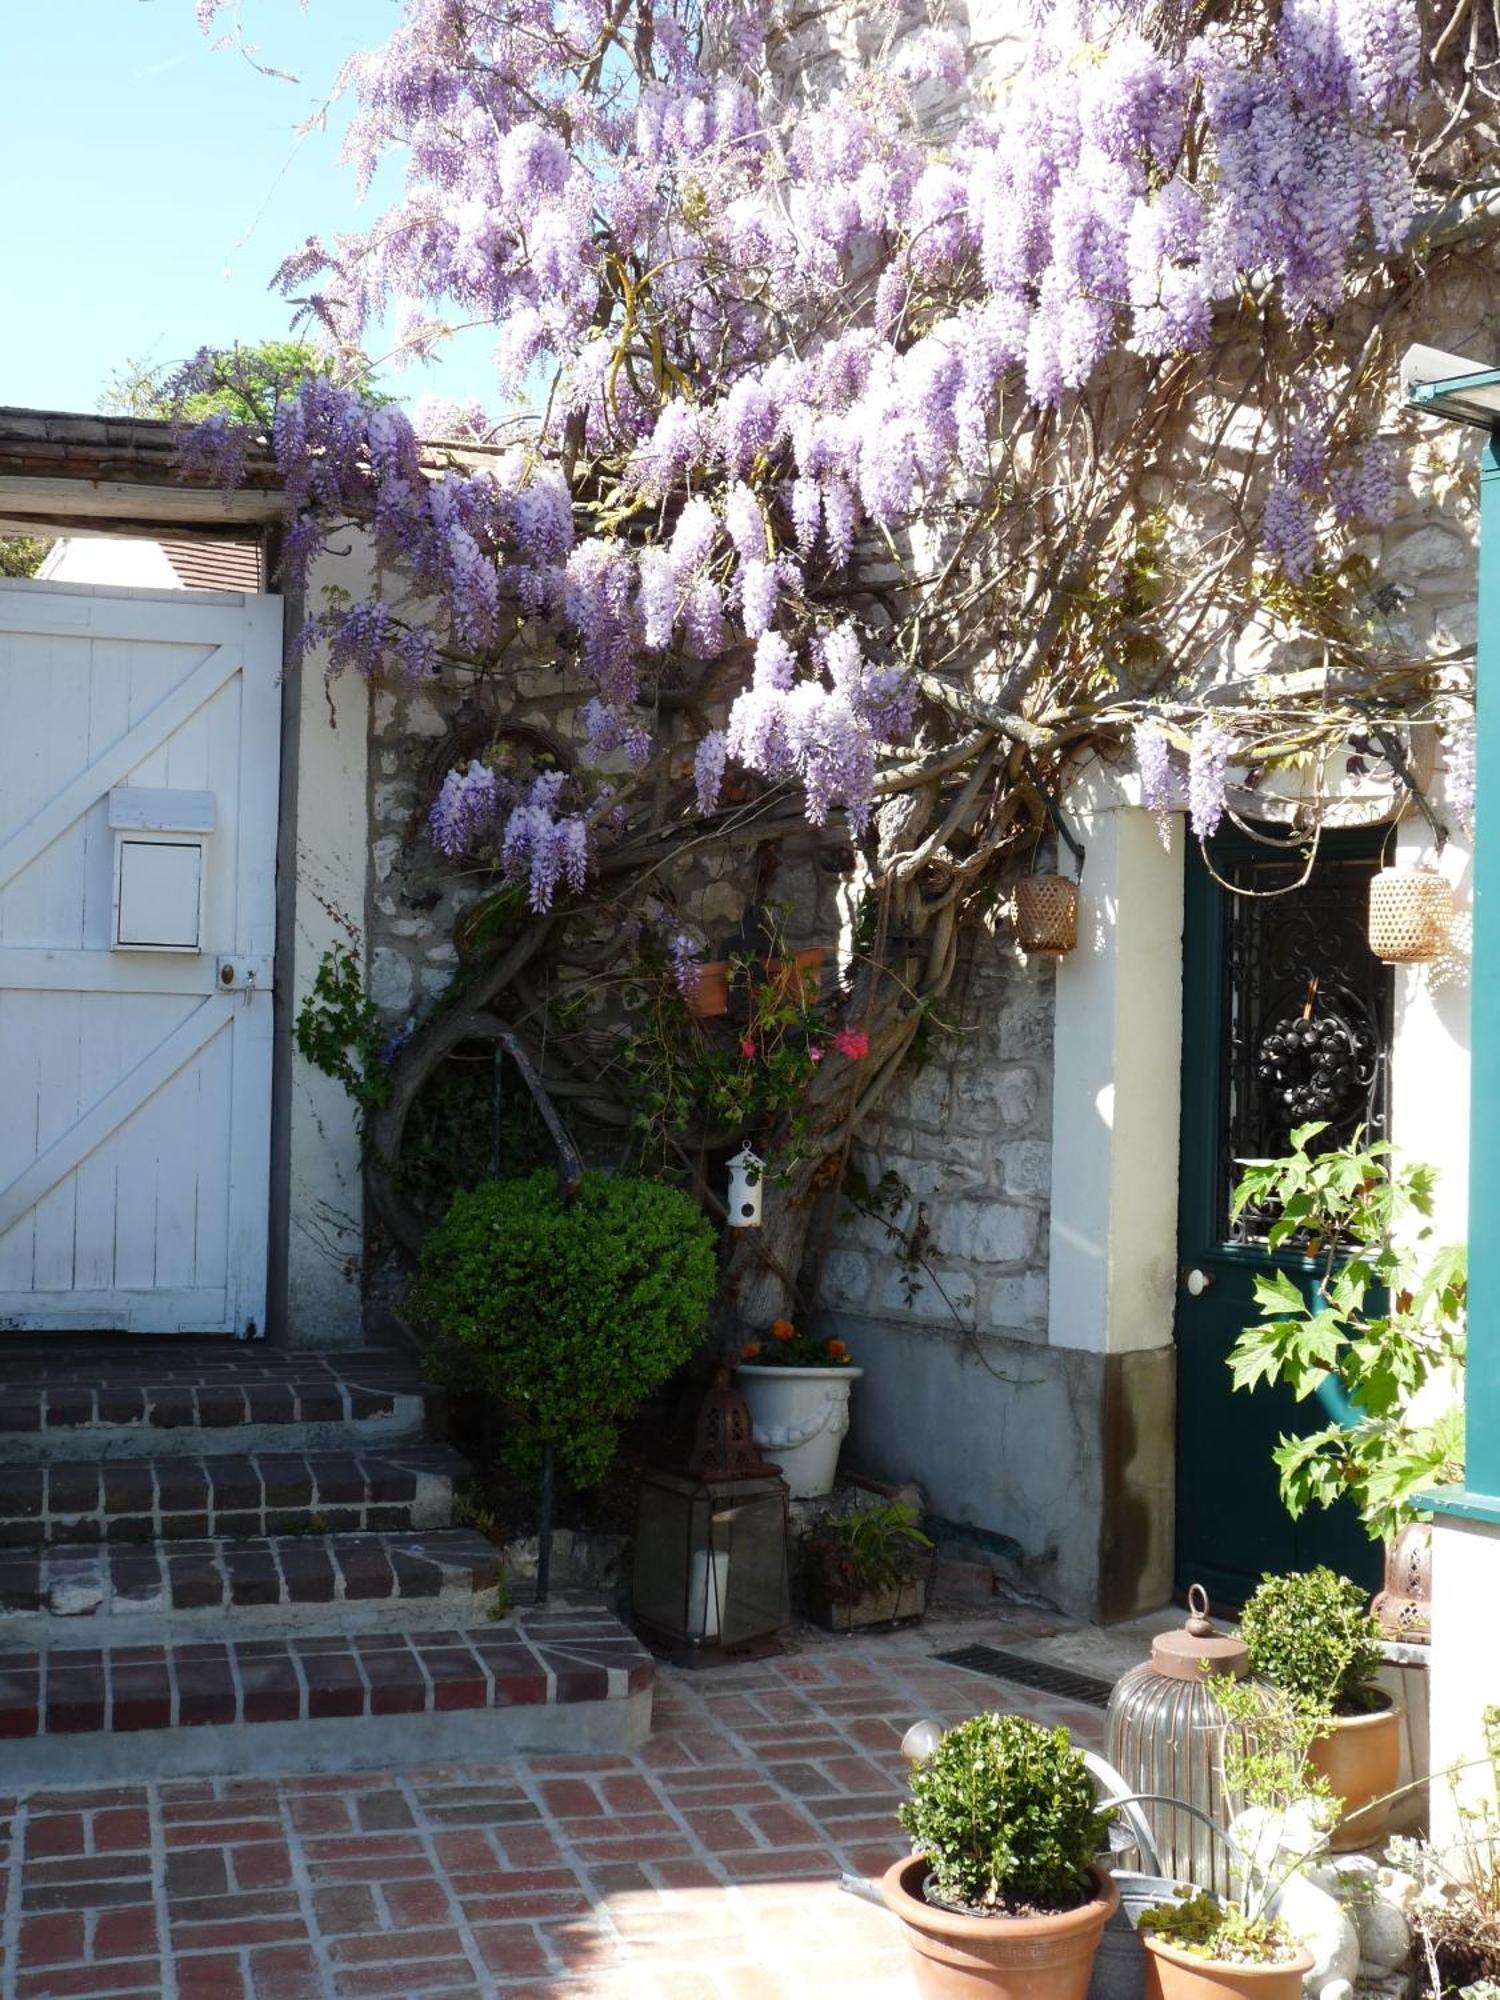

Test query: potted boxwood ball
[883,1713,1119,2000]
[1239,1568,1401,1851]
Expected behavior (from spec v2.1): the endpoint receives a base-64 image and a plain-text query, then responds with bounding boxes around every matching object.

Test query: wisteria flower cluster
[193,0,1426,902]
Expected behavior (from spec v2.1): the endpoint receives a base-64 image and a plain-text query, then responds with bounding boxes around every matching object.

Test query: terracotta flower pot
[686,948,825,1018]
[1306,1696,1404,1850]
[687,960,731,1017]
[769,946,826,1001]
[882,1857,1119,2000]
[1141,1932,1313,2000]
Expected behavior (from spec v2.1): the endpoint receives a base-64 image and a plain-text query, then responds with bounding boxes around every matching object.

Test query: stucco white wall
[1048,778,1185,1359]
[39,534,181,590]
[1391,810,1473,1242]
[1428,1513,1500,1852]
[280,543,370,1348]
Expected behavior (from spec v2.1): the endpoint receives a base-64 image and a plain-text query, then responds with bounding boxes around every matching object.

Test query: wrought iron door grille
[1215,844,1393,1245]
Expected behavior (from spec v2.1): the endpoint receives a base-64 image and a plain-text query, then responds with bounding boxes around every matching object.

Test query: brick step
[0,1446,463,1547]
[0,1343,440,1460]
[0,1599,654,1782]
[0,1529,503,1630]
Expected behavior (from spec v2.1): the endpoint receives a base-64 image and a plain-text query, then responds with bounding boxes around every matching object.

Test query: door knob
[1184,1268,1214,1296]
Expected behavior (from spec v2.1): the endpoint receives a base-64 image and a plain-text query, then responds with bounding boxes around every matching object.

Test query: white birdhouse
[726,1145,765,1228]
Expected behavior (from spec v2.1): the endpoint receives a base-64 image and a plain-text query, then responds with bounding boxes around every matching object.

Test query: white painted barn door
[0,578,282,1334]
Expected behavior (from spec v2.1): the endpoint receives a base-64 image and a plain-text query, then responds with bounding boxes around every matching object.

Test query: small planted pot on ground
[803,1501,931,1632]
[885,1713,1119,2000]
[1239,1567,1403,1852]
[1138,1895,1313,2000]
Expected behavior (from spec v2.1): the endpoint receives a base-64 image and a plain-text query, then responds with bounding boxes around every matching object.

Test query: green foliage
[804,1502,931,1603]
[409,1169,716,1488]
[898,1714,1109,1913]
[1140,1887,1299,1967]
[100,339,384,424]
[1239,1567,1384,1715]
[1211,1671,1334,1817]
[0,535,50,578]
[623,949,834,1167]
[293,945,391,1122]
[1228,1125,1466,1538]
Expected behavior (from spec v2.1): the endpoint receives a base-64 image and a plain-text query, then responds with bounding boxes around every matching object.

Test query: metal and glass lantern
[1105,1586,1249,1897]
[631,1366,790,1666]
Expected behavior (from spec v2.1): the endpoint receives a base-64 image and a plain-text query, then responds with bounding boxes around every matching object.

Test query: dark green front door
[1175,826,1389,1609]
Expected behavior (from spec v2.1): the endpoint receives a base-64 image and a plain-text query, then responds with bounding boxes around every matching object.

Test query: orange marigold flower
[770,1318,796,1342]
[826,1338,849,1360]
[740,1341,762,1360]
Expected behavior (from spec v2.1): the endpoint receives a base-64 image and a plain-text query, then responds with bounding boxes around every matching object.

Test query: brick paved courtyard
[0,1609,1106,2000]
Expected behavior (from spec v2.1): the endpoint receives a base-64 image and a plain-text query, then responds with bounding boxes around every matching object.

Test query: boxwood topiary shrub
[1239,1567,1385,1716]
[409,1169,717,1489]
[898,1713,1109,1913]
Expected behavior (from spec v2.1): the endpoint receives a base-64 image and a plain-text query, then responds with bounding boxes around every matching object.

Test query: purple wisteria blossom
[430,761,503,858]
[1446,720,1477,835]
[1134,722,1174,822]
[667,931,701,1000]
[1187,720,1234,841]
[501,772,590,913]
[195,0,1423,895]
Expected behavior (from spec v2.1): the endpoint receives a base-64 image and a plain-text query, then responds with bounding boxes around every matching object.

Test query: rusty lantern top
[1148,1583,1251,1682]
[685,1365,780,1483]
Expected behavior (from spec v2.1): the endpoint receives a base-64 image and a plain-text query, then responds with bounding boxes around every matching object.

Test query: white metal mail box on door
[109,788,215,953]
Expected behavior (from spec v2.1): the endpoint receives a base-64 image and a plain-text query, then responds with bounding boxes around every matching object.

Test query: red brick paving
[0,1611,1101,1998]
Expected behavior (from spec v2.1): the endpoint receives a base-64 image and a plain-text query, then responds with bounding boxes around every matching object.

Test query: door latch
[216,955,271,996]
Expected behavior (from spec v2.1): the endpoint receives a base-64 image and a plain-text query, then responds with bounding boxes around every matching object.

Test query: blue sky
[1,2,495,415]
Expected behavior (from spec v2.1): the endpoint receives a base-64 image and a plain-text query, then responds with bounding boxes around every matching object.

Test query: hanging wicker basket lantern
[1015,873,1079,955]
[1367,865,1451,964]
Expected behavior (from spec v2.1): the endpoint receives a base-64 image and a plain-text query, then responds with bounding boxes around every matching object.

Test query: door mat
[932,1644,1114,1709]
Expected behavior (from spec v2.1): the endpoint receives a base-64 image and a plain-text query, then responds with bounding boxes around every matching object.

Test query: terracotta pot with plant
[1137,1889,1313,2000]
[883,1713,1119,2000]
[803,1500,931,1631]
[1239,1568,1401,1851]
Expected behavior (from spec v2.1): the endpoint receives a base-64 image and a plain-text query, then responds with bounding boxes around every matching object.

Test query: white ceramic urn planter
[735,1364,862,1499]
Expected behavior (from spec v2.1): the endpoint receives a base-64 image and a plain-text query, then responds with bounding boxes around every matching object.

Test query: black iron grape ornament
[1257,986,1362,1126]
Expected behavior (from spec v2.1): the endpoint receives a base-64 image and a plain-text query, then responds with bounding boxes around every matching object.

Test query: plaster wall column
[268,539,370,1348]
[1047,778,1185,1617]
[1390,812,1473,1242]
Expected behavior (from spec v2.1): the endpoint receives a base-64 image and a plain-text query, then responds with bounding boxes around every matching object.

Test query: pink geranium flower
[739,1036,757,1058]
[832,1026,869,1061]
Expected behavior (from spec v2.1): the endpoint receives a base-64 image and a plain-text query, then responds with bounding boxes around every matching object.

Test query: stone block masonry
[820,926,1054,1344]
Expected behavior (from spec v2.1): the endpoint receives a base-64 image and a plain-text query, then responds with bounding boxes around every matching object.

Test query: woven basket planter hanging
[1367,865,1450,964]
[1015,872,1080,955]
